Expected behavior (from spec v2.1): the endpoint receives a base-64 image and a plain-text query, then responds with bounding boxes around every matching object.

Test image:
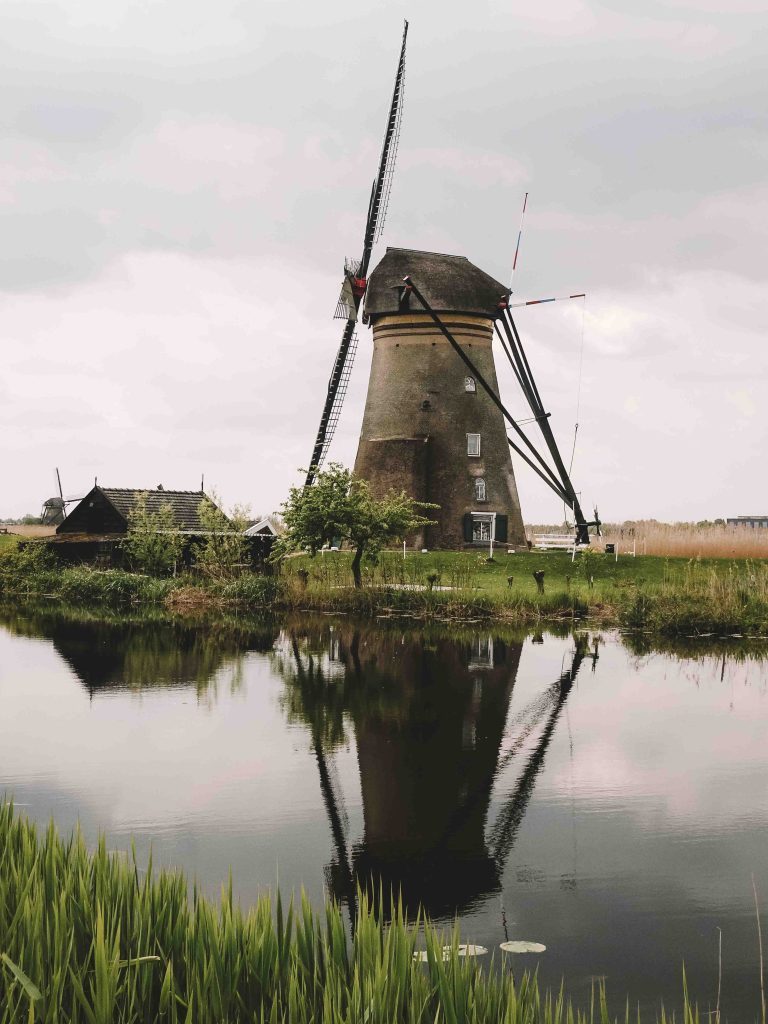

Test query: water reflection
[0,604,278,696]
[0,604,767,1018]
[275,625,594,918]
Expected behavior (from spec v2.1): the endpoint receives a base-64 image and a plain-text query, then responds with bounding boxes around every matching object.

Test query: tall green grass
[0,801,703,1023]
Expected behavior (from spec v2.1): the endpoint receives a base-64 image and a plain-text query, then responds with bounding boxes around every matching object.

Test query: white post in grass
[403,539,406,560]
[489,513,496,560]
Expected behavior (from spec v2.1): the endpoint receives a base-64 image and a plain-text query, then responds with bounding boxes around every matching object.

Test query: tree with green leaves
[273,464,437,588]
[194,494,250,581]
[121,494,185,576]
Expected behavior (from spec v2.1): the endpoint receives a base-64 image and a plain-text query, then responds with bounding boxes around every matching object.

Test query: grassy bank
[0,800,703,1024]
[2,540,768,636]
[278,550,768,637]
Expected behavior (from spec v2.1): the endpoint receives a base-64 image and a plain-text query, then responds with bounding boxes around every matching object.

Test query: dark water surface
[1,605,766,1019]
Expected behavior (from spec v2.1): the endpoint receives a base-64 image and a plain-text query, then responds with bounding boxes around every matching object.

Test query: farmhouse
[58,486,214,536]
[47,486,229,565]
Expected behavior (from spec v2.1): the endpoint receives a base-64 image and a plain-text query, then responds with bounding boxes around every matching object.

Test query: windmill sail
[305,21,408,487]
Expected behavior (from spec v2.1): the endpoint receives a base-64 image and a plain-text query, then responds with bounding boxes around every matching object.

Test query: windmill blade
[305,22,408,488]
[361,20,408,272]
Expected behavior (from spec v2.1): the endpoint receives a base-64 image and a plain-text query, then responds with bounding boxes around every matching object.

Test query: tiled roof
[364,247,508,320]
[101,489,222,531]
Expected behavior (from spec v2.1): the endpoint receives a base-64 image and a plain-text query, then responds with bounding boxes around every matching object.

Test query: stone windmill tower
[354,248,526,550]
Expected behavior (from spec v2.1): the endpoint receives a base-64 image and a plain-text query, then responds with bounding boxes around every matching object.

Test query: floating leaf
[500,941,546,954]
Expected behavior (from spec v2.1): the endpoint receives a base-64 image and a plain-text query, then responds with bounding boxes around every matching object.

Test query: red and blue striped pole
[509,292,585,308]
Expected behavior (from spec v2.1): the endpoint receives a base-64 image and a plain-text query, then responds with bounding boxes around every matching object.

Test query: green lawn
[295,548,742,599]
[0,533,18,552]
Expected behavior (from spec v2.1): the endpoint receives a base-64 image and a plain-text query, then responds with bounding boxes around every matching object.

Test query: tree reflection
[0,604,278,700]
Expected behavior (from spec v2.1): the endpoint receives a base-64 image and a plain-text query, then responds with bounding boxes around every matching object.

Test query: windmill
[303,27,600,547]
[304,21,408,487]
[40,468,82,527]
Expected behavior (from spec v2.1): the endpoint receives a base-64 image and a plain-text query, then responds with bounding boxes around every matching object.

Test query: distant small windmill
[40,468,82,526]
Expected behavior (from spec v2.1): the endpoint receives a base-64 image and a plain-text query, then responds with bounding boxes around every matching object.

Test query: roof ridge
[100,487,205,495]
[385,246,467,260]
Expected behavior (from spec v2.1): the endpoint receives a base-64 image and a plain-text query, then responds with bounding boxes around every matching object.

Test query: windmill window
[464,376,476,393]
[474,478,487,502]
[469,637,493,670]
[467,433,481,457]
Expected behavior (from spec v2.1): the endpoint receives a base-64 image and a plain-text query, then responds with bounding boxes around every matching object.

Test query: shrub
[121,494,185,576]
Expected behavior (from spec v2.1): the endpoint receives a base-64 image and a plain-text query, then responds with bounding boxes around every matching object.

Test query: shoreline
[2,548,768,639]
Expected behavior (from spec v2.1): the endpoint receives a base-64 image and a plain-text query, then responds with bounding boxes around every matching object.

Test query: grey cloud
[0,0,766,519]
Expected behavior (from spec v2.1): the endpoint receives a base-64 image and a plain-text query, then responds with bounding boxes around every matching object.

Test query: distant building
[726,516,768,529]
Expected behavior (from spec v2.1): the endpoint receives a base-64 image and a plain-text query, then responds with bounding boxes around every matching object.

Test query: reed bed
[0,801,704,1024]
[599,523,768,560]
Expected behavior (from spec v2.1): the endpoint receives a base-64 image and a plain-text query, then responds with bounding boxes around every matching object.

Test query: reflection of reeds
[0,800,708,1023]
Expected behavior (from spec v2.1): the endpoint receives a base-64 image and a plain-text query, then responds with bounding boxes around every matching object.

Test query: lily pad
[500,940,546,954]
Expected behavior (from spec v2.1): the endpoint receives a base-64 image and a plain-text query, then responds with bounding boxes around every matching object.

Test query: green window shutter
[463,513,473,542]
[495,515,508,542]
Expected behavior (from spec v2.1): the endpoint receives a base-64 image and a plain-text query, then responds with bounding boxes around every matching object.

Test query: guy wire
[564,295,587,524]
[568,294,587,476]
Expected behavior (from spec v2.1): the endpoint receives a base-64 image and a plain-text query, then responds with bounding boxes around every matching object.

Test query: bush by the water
[0,801,703,1023]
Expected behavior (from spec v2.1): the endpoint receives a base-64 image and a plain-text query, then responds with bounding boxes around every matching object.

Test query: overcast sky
[1,0,766,522]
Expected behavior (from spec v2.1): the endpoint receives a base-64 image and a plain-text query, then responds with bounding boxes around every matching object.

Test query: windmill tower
[355,249,526,549]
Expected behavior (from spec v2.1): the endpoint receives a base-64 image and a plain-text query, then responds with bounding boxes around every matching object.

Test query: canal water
[0,605,766,1019]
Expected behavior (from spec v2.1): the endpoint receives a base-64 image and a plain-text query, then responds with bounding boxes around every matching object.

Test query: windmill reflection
[277,624,591,921]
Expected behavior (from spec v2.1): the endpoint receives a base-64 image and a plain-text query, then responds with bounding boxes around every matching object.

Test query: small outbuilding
[244,517,281,565]
[244,517,280,538]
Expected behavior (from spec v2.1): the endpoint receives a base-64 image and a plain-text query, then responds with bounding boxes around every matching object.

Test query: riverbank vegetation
[2,531,768,636]
[0,800,706,1023]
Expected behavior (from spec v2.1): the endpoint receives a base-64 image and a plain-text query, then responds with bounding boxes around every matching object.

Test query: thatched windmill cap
[363,247,508,321]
